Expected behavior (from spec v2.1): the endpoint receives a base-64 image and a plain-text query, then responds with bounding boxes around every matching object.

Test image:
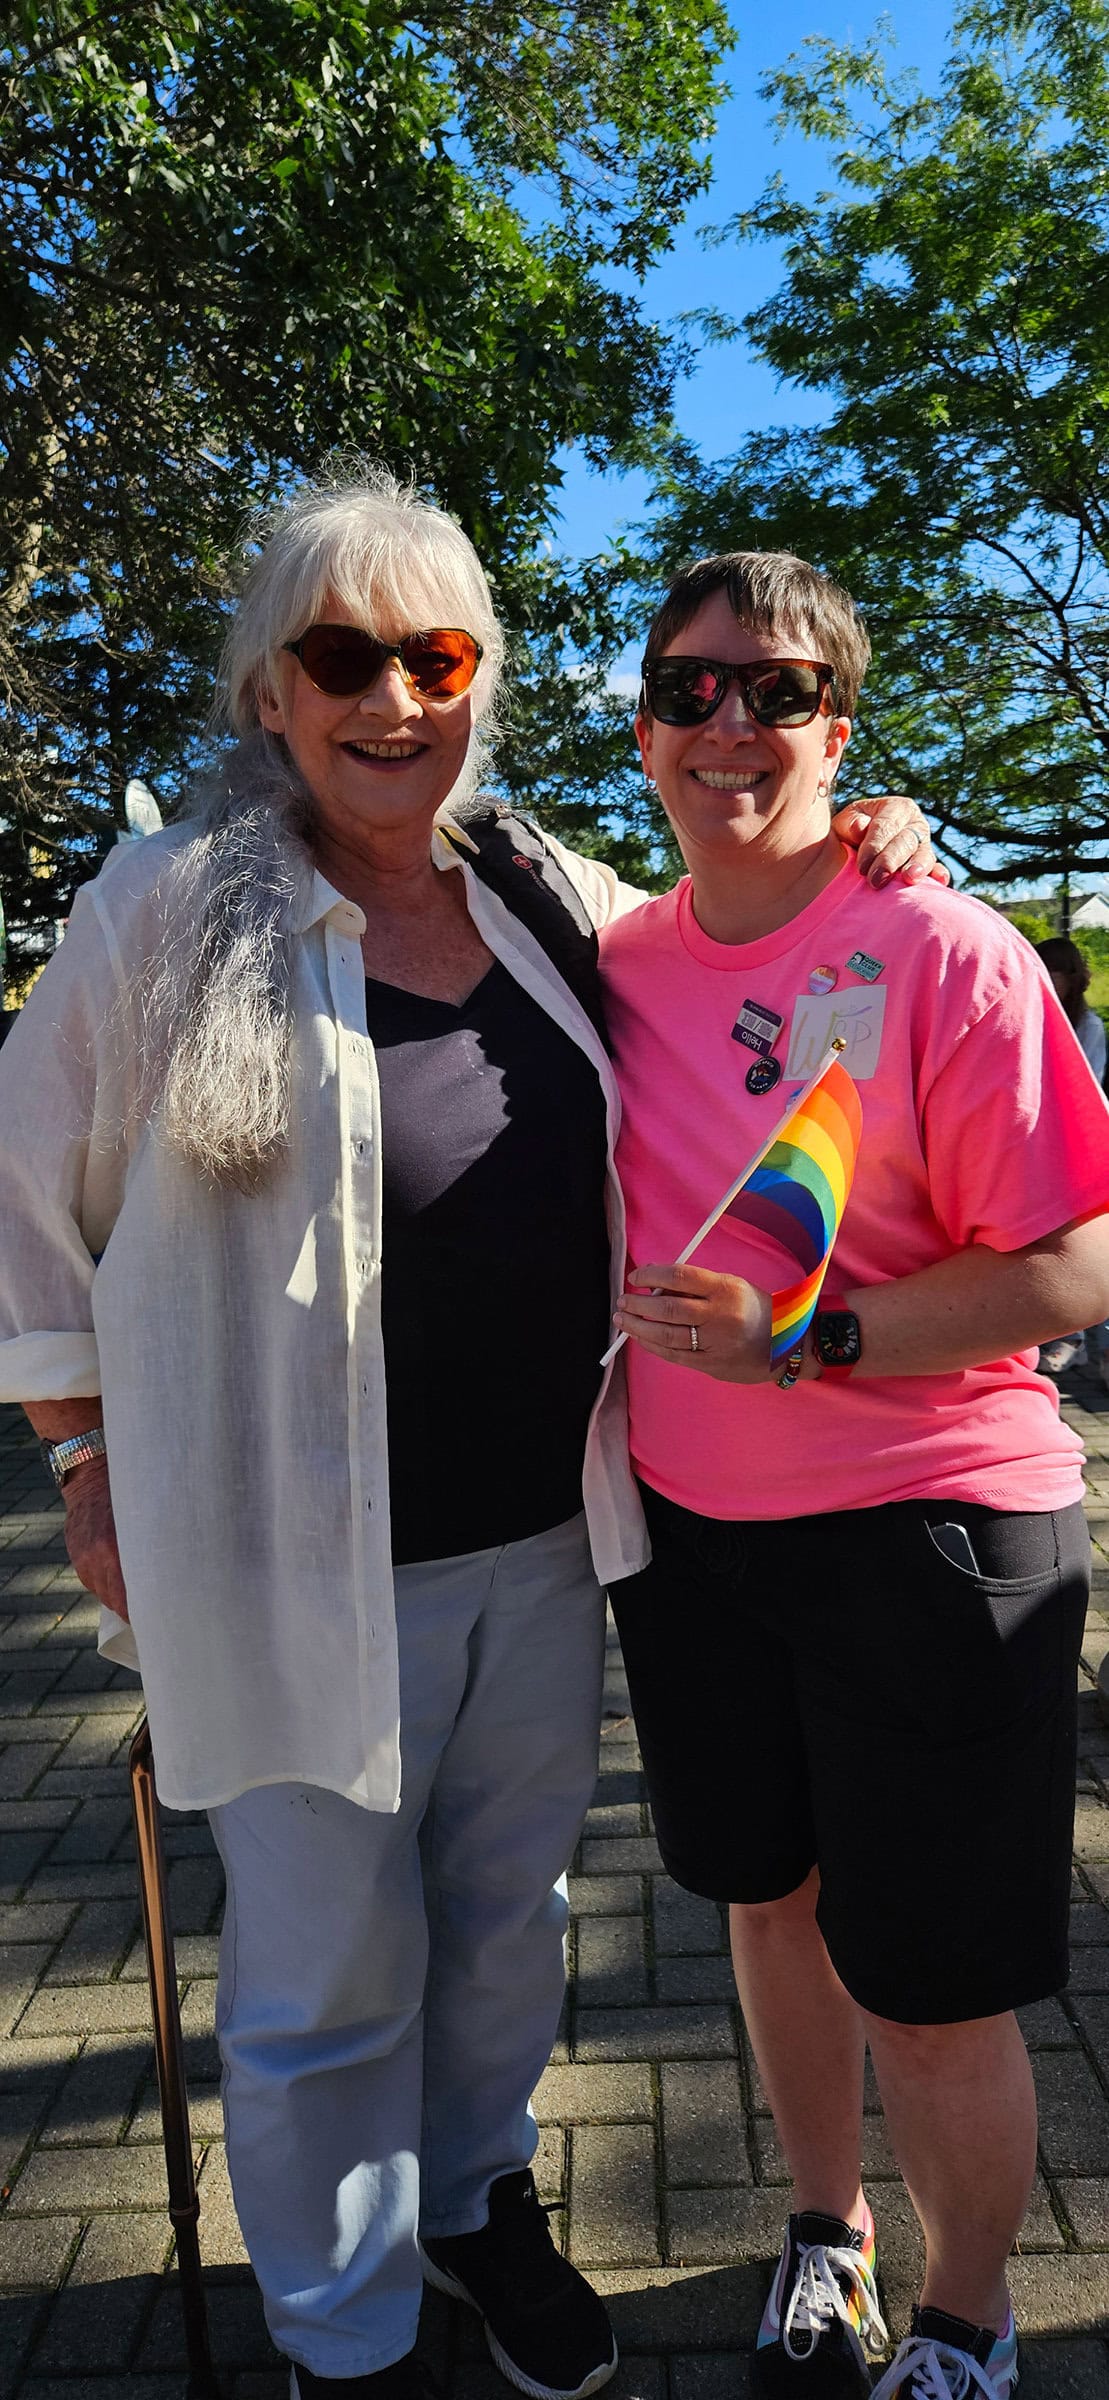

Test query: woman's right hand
[62,1460,129,1621]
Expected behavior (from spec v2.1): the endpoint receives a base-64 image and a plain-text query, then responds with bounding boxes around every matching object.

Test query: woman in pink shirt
[602,551,1109,2400]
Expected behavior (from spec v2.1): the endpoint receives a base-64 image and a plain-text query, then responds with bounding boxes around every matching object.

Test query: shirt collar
[294,868,359,936]
[293,811,477,938]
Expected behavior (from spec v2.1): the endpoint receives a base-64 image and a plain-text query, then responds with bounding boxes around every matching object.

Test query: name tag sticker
[731,998,783,1058]
[785,987,887,1082]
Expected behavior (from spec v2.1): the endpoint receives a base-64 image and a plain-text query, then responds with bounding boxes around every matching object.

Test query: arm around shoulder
[537,829,652,929]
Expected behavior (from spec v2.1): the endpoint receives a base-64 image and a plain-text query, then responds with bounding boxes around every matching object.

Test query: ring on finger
[689,1324,699,1354]
[905,825,923,849]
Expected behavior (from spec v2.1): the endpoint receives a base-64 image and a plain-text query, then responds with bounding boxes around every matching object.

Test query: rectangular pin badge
[731,998,783,1058]
[845,950,884,983]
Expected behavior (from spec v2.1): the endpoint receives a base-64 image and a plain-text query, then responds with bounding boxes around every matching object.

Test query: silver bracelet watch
[40,1429,108,1488]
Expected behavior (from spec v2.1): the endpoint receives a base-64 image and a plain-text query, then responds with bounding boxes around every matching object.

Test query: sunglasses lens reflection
[297,626,382,695]
[749,665,824,726]
[403,630,480,695]
[647,660,725,723]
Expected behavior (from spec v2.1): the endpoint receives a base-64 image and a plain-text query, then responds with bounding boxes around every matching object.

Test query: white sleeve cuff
[97,1604,141,1676]
[0,1332,102,1402]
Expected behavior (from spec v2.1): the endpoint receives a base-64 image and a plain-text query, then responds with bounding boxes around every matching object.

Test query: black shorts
[610,1485,1090,2025]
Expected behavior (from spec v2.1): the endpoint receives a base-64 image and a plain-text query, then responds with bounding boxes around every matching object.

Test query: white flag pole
[599,1037,847,1369]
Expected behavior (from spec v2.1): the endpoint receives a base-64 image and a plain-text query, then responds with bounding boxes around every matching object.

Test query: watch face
[817,1311,861,1366]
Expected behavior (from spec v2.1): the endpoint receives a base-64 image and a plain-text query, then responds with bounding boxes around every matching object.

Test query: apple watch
[812,1297,862,1380]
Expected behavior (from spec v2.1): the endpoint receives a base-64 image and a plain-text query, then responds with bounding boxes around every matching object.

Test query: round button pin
[808,964,838,994]
[746,1056,783,1096]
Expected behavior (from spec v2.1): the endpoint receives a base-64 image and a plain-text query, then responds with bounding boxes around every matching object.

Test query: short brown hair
[640,550,871,718]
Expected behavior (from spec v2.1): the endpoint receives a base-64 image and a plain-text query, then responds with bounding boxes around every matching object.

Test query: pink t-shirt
[601,853,1109,1518]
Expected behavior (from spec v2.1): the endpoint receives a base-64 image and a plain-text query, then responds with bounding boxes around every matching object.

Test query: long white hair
[144,465,505,1191]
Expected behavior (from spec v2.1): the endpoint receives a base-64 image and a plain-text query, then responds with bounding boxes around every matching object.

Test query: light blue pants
[208,1514,605,2376]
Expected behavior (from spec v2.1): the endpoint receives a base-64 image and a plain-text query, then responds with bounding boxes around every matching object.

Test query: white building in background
[1072,892,1109,930]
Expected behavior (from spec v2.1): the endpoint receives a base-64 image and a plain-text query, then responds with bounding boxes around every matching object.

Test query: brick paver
[2,1387,1109,2393]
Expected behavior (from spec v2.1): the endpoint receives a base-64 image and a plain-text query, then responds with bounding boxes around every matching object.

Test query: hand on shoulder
[832,795,948,890]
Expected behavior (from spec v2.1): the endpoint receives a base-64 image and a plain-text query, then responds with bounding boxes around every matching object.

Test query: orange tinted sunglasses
[285,624,483,699]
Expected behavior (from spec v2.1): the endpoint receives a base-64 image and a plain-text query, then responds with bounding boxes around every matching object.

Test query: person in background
[0,475,935,2400]
[1035,936,1109,1379]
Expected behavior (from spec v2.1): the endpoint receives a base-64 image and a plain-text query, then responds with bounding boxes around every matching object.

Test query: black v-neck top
[365,962,610,1563]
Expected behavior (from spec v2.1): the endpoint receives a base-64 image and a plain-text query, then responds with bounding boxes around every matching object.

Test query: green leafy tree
[616,0,1109,884]
[0,0,728,970]
[492,547,682,888]
[1005,907,1055,944]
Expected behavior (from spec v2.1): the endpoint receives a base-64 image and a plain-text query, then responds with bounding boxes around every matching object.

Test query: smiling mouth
[342,739,426,762]
[691,767,773,790]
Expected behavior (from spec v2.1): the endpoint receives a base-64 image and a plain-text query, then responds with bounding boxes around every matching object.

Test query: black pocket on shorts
[923,1505,1059,1588]
[917,1506,1085,1727]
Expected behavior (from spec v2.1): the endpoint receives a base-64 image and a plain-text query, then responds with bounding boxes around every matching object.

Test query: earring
[643,774,656,790]
[816,776,831,799]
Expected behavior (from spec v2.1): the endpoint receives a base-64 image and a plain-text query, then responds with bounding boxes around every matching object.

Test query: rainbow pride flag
[723,1060,863,1362]
[598,1040,863,1375]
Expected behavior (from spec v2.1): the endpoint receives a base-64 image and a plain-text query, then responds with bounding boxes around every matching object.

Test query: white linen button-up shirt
[0,815,648,1812]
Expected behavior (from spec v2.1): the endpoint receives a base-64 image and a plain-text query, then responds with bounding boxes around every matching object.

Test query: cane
[129,1717,223,2400]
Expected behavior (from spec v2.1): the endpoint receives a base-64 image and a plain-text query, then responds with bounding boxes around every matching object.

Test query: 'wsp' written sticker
[785,988,887,1081]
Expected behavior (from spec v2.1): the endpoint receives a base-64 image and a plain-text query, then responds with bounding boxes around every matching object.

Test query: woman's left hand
[832,793,948,888]
[614,1262,773,1382]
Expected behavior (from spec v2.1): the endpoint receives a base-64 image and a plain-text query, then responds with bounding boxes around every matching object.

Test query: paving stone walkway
[3,1385,1109,2399]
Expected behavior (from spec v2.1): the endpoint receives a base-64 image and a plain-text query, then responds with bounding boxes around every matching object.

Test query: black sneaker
[755,2209,889,2396]
[291,2359,438,2400]
[870,2302,1019,2397]
[421,2168,617,2400]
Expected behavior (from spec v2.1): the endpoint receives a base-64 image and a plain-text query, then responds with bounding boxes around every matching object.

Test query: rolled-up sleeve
[0,882,130,1401]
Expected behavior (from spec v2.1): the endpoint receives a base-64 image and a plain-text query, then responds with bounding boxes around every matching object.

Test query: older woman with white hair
[0,470,933,2400]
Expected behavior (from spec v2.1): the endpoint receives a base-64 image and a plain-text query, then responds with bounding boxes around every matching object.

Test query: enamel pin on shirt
[845,950,884,983]
[746,1056,783,1096]
[808,964,838,994]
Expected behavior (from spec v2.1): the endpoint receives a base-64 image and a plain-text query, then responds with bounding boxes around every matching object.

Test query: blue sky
[549,1,1084,897]
[551,0,958,563]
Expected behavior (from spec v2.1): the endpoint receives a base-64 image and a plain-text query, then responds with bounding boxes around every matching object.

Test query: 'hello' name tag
[731,998,783,1058]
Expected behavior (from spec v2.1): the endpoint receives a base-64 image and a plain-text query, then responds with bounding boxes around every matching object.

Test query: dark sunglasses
[284,623,483,700]
[640,654,836,729]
